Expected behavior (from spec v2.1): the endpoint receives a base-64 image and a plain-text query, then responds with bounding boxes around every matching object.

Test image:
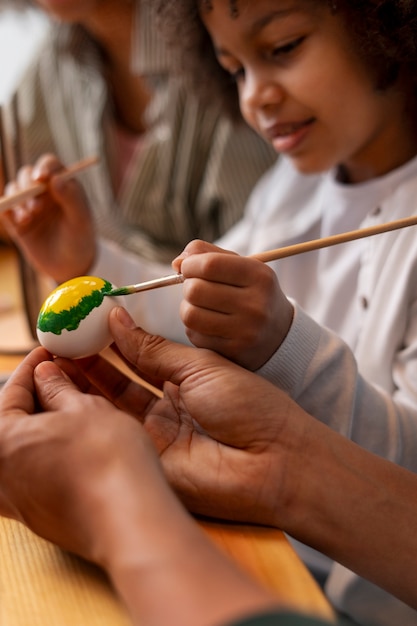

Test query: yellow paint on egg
[41,276,108,315]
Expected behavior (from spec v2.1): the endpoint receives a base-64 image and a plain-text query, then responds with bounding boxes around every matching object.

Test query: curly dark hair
[150,0,417,121]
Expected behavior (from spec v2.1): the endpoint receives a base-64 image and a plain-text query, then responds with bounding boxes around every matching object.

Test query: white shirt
[221,157,417,624]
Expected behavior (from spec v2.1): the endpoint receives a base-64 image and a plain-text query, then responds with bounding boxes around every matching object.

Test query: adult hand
[0,346,169,565]
[0,346,284,626]
[76,311,417,613]
[171,239,294,370]
[70,307,307,528]
[0,154,96,283]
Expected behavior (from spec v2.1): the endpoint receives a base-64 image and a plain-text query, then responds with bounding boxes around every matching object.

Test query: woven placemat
[0,517,132,626]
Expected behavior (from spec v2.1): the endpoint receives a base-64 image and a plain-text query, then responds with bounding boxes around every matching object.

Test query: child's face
[201,0,415,183]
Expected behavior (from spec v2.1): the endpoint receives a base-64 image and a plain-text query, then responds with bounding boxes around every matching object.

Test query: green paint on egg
[37,277,113,335]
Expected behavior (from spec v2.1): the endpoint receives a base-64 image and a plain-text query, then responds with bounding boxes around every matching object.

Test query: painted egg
[36,276,119,359]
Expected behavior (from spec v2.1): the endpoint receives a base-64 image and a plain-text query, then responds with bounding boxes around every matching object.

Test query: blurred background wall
[0,8,48,103]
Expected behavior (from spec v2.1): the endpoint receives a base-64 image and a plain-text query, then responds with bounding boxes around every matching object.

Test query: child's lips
[262,118,315,152]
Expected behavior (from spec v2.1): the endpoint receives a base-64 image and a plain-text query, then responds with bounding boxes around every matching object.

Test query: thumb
[0,347,52,416]
[109,306,224,387]
[34,360,85,411]
[109,308,277,449]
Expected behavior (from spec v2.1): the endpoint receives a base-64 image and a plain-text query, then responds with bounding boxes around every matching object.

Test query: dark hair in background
[151,0,417,121]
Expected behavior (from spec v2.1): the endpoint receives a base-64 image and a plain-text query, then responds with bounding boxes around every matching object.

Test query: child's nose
[241,68,285,113]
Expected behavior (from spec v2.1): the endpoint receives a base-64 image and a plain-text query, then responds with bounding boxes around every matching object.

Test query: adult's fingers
[58,352,159,418]
[33,359,100,413]
[0,347,52,417]
[109,306,233,389]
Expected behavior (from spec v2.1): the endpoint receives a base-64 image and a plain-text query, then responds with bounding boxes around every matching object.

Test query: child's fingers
[172,239,237,272]
[31,153,64,181]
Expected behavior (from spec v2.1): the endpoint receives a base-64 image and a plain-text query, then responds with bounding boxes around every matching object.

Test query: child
[150,1,417,624]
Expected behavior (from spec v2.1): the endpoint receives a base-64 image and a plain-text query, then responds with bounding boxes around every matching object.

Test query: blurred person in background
[0,0,275,285]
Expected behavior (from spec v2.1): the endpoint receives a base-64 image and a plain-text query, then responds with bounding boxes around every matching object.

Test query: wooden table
[0,245,335,625]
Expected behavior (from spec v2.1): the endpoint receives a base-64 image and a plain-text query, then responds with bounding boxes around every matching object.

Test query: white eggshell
[37,293,120,359]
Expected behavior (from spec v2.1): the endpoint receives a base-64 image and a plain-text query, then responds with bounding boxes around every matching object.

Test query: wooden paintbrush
[107,213,417,296]
[0,155,99,213]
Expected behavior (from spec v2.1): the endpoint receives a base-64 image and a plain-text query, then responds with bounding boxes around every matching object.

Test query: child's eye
[229,67,245,82]
[218,60,245,83]
[271,36,305,59]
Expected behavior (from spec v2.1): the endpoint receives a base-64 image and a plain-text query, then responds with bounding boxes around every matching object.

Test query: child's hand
[172,240,294,370]
[0,153,96,284]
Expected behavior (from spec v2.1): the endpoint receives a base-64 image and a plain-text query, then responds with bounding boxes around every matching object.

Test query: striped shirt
[8,4,277,263]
